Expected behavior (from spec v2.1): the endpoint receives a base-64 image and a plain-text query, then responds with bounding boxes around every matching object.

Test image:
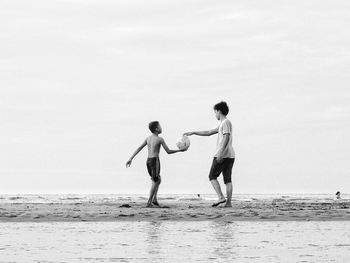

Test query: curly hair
[213,101,229,116]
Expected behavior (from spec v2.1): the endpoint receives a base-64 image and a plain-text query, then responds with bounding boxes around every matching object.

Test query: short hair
[213,101,229,116]
[148,121,159,133]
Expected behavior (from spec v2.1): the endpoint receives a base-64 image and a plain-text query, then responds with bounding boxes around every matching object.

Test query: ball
[176,135,190,150]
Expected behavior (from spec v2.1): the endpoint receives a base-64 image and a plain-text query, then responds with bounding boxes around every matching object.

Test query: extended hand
[183,132,193,136]
[180,147,188,152]
[126,160,132,168]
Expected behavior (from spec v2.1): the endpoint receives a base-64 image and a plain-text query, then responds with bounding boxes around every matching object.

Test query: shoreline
[1,198,349,222]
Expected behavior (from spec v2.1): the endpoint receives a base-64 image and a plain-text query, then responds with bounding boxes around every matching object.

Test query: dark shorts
[208,158,235,184]
[146,157,161,183]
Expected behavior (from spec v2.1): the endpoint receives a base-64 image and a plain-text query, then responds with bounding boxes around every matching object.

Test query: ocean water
[1,221,350,263]
[0,193,348,204]
[1,194,350,262]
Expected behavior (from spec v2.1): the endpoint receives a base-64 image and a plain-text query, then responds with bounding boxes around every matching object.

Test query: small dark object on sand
[120,204,131,208]
[336,191,341,199]
[212,199,226,207]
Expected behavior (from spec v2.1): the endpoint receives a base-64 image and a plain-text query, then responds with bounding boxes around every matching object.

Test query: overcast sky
[1,0,349,194]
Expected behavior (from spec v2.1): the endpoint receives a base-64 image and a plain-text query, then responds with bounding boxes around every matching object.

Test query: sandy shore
[1,198,350,221]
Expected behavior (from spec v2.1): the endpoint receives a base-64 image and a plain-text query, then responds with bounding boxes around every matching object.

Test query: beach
[1,194,350,262]
[1,194,349,222]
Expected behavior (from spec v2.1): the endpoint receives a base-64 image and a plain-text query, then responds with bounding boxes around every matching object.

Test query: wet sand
[1,198,350,221]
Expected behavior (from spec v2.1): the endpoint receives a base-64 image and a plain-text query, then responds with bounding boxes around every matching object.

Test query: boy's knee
[153,176,161,184]
[224,179,232,184]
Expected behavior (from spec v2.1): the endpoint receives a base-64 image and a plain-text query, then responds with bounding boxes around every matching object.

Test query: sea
[0,194,349,263]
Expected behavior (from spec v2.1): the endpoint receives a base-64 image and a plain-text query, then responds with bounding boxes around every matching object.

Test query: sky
[1,0,350,194]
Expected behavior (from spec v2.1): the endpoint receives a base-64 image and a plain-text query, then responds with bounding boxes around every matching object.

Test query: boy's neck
[152,132,159,136]
[219,115,227,122]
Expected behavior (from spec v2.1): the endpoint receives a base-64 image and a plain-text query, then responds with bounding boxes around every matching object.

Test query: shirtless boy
[126,121,187,207]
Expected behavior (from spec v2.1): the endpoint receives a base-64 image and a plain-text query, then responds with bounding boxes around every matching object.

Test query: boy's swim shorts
[208,158,235,184]
[146,157,161,182]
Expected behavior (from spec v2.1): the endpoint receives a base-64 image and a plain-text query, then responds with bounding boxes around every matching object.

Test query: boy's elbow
[137,146,144,152]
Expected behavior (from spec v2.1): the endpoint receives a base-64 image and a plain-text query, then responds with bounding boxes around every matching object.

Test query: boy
[184,101,235,207]
[126,121,187,207]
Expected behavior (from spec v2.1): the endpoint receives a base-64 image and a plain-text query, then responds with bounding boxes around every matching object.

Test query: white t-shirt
[214,119,235,158]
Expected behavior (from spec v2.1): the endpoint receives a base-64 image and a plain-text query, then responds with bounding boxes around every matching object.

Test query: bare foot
[224,202,232,208]
[146,203,156,208]
[152,201,160,207]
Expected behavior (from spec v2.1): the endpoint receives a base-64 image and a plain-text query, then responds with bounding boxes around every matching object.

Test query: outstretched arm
[183,127,218,137]
[161,138,186,154]
[126,139,147,167]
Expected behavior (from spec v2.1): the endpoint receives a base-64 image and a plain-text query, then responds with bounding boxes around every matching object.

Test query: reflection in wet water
[209,222,238,260]
[145,221,163,256]
[0,221,350,262]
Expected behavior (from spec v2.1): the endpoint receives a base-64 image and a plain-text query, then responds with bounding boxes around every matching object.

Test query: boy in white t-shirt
[184,101,235,207]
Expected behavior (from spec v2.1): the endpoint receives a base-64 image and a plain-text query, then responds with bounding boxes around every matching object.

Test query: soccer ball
[176,135,190,150]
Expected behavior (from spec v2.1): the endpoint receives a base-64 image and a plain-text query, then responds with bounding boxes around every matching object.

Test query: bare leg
[147,181,158,207]
[224,182,233,207]
[210,179,226,201]
[152,178,161,206]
